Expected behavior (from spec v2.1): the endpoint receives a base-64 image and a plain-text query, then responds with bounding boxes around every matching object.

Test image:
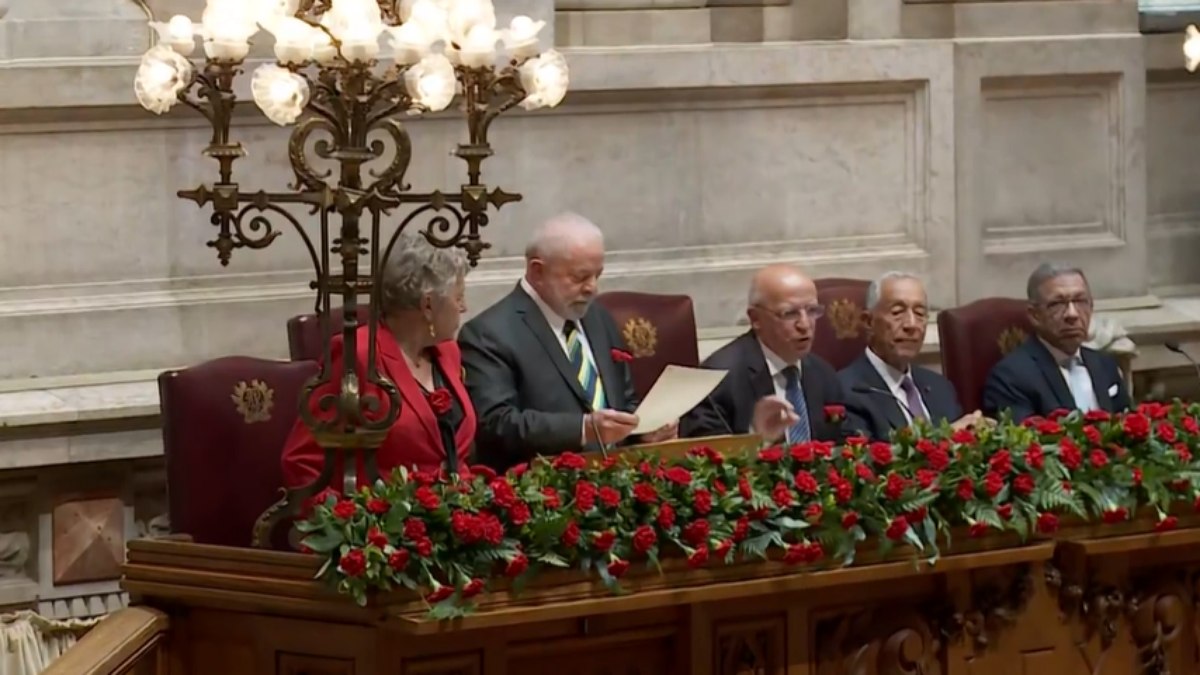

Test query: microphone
[1165,341,1200,385]
[851,384,917,421]
[705,393,735,436]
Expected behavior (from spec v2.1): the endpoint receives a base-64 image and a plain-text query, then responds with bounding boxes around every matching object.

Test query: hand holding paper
[631,365,728,435]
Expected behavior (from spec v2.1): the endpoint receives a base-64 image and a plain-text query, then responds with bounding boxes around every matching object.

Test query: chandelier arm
[365,76,411,127]
[363,117,414,194]
[234,202,322,278]
[477,74,527,146]
[288,116,340,192]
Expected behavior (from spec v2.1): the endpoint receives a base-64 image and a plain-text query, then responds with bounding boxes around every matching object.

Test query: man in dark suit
[838,272,977,440]
[983,263,1131,422]
[681,264,848,443]
[459,212,678,470]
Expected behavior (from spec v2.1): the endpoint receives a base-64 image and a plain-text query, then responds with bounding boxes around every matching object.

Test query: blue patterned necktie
[782,365,811,443]
[564,321,606,411]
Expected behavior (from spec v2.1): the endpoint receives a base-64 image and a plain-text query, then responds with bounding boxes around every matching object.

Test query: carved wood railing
[42,607,168,675]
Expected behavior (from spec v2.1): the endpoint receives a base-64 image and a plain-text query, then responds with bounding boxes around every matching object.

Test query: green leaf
[535,552,569,568]
[776,516,812,531]
[302,530,345,554]
[739,531,783,560]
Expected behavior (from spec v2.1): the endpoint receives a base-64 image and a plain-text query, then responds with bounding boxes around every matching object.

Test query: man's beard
[561,298,592,321]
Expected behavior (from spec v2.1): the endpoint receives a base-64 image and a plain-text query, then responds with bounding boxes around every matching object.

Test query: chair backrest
[286,306,371,362]
[595,291,699,399]
[936,297,1033,413]
[812,278,870,371]
[158,356,318,548]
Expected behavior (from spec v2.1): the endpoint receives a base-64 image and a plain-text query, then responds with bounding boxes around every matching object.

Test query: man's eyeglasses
[1040,297,1093,316]
[756,304,826,322]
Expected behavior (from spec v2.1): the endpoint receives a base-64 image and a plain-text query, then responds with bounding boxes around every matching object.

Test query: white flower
[134,45,193,115]
[251,64,310,126]
[518,49,568,110]
[458,24,499,68]
[253,0,299,25]
[321,0,384,63]
[405,53,456,112]
[404,0,452,44]
[201,0,259,61]
[502,15,544,60]
[446,0,495,46]
[149,15,197,56]
[1186,25,1200,73]
[386,22,435,65]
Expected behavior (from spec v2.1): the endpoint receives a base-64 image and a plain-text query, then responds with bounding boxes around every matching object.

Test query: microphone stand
[851,384,918,421]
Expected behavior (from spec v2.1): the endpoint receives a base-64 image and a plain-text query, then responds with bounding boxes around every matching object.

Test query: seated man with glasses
[681,264,852,442]
[982,262,1131,422]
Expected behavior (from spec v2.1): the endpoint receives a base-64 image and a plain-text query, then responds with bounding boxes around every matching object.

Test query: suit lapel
[377,326,441,453]
[513,286,590,407]
[800,356,827,433]
[853,356,907,430]
[1026,338,1076,410]
[744,334,775,400]
[1082,349,1115,412]
[581,309,620,410]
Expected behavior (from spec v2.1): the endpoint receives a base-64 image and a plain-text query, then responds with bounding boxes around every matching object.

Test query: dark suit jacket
[281,326,475,489]
[458,284,638,470]
[838,352,963,441]
[982,336,1131,422]
[680,331,849,442]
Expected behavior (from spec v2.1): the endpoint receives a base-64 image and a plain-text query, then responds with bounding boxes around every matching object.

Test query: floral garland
[297,401,1200,618]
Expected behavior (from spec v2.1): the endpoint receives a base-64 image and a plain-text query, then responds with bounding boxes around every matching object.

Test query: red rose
[404,518,427,540]
[794,470,819,495]
[683,519,710,547]
[471,465,497,482]
[951,429,977,445]
[1048,408,1069,421]
[693,489,713,515]
[997,504,1013,520]
[657,503,676,528]
[783,543,808,565]
[415,486,441,510]
[1138,402,1169,420]
[869,442,894,466]
[1036,512,1059,533]
[925,447,950,472]
[686,545,709,568]
[509,463,529,477]
[1158,422,1178,443]
[1123,413,1151,440]
[829,473,852,504]
[1085,410,1112,422]
[733,517,750,542]
[490,479,517,509]
[593,530,616,552]
[665,467,692,486]
[1059,439,1083,470]
[757,447,784,463]
[632,525,657,554]
[968,522,989,538]
[804,503,823,522]
[333,500,358,520]
[1089,450,1108,469]
[790,443,816,463]
[388,549,410,571]
[553,452,588,471]
[956,478,975,501]
[1035,420,1063,436]
[983,471,1005,497]
[1083,426,1102,446]
[339,549,366,577]
[824,405,846,422]
[905,506,928,524]
[841,511,859,529]
[1025,444,1045,470]
[1102,507,1127,524]
[562,521,581,547]
[1131,467,1143,486]
[1185,416,1200,435]
[633,483,658,504]
[462,578,485,599]
[608,559,630,577]
[738,477,753,499]
[1175,444,1194,463]
[885,516,909,541]
[508,502,531,526]
[367,497,390,515]
[988,450,1013,475]
[610,348,634,363]
[425,586,454,603]
[505,553,529,578]
[855,463,876,482]
[598,486,621,509]
[1155,516,1179,532]
[916,469,939,490]
[1012,474,1035,496]
[541,487,561,509]
[771,482,793,507]
[575,481,598,512]
[415,537,433,557]
[714,539,734,559]
[427,388,453,416]
[366,526,389,549]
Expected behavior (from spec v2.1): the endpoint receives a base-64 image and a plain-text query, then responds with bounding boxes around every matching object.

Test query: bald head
[524,212,606,321]
[525,212,605,263]
[746,264,819,364]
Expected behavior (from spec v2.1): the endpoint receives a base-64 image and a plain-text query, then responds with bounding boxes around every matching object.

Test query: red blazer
[280,325,476,490]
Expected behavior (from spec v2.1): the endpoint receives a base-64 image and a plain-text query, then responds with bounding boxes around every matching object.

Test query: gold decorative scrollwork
[622,317,658,358]
[997,326,1027,355]
[231,380,275,424]
[828,299,863,340]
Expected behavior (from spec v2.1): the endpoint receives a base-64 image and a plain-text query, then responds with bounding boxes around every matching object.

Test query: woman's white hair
[380,234,468,313]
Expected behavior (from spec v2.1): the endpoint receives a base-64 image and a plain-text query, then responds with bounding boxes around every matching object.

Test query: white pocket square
[1108,384,1119,397]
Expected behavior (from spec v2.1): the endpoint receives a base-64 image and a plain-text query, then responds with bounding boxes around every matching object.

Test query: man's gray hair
[1026,262,1089,303]
[525,212,604,261]
[866,271,921,310]
[380,234,469,313]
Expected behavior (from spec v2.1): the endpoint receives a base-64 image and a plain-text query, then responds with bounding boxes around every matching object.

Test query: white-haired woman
[282,235,474,489]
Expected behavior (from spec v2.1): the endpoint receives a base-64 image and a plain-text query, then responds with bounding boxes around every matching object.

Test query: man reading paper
[459,212,678,471]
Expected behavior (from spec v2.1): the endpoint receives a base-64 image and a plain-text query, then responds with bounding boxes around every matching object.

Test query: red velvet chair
[936,298,1033,414]
[812,278,870,371]
[287,306,371,362]
[158,356,318,548]
[596,291,700,399]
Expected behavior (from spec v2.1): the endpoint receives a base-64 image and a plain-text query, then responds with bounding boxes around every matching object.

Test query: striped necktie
[782,365,811,443]
[564,321,606,411]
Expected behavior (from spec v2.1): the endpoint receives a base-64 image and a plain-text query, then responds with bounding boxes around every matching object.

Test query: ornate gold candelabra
[133,0,568,546]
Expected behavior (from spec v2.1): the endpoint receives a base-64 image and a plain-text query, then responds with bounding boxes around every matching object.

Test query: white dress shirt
[750,341,801,433]
[1040,338,1099,412]
[865,348,929,422]
[520,277,603,441]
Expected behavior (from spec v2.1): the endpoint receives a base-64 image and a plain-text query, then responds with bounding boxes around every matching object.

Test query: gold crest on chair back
[596,291,699,399]
[937,297,1033,414]
[812,278,870,371]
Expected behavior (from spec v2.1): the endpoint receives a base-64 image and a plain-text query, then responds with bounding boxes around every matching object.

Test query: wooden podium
[44,434,1200,675]
[47,520,1200,674]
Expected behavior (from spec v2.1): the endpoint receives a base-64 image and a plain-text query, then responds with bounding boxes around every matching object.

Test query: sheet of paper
[632,365,728,434]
